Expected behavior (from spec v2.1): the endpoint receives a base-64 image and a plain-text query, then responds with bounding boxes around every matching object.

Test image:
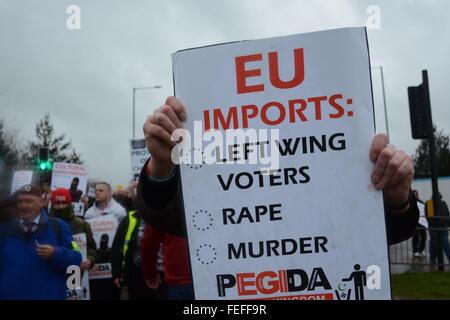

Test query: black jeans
[89,278,121,300]
[412,225,427,253]
[429,229,450,265]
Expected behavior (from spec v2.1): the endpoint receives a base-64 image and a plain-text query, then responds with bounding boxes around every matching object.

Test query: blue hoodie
[0,210,82,300]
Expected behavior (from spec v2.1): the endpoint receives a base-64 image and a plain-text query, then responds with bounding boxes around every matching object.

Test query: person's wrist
[386,189,412,213]
[147,158,174,179]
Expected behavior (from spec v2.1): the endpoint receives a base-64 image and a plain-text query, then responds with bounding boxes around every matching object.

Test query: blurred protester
[141,225,192,300]
[137,97,420,301]
[85,183,126,300]
[428,193,450,266]
[50,188,97,271]
[84,182,126,222]
[112,208,166,300]
[114,181,138,212]
[0,184,81,300]
[412,190,428,258]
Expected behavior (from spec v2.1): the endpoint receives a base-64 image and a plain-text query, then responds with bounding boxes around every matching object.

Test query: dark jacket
[50,207,97,265]
[111,211,143,282]
[425,198,450,228]
[138,162,419,245]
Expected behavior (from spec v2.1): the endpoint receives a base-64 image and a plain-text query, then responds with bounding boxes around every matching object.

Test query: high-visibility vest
[426,199,434,217]
[71,241,81,252]
[122,211,138,268]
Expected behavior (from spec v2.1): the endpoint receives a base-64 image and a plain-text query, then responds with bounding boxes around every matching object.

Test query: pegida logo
[216,268,331,297]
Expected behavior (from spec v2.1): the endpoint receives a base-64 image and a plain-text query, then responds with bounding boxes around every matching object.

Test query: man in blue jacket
[0,184,82,300]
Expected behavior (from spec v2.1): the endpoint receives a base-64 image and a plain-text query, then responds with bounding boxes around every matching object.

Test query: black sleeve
[111,217,128,278]
[443,202,450,216]
[385,193,420,245]
[137,160,187,237]
[83,221,97,265]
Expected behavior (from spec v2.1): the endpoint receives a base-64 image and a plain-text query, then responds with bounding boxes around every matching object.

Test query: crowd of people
[0,178,187,300]
[412,190,450,267]
[0,96,437,300]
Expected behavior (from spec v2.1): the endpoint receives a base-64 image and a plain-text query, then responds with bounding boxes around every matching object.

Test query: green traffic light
[38,160,52,171]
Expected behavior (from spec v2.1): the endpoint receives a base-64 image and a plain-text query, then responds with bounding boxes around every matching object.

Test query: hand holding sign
[370,133,414,211]
[143,96,186,178]
[80,259,92,271]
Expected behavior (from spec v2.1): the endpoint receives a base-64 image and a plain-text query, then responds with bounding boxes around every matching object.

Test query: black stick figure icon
[342,264,367,300]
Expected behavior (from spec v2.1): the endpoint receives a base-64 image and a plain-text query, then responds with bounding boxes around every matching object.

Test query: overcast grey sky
[1,0,449,187]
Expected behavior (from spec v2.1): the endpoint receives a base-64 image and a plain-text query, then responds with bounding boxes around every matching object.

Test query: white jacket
[84,198,127,223]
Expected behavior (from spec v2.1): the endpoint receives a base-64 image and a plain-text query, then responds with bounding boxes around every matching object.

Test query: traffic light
[38,147,53,171]
[408,70,432,139]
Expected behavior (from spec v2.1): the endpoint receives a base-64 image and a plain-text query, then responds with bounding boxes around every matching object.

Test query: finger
[158,104,183,128]
[165,96,187,121]
[372,144,396,184]
[150,280,159,289]
[143,122,175,146]
[370,133,388,162]
[150,112,178,136]
[375,150,406,189]
[387,156,414,187]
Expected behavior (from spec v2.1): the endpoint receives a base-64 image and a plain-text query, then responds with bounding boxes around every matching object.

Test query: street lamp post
[373,66,390,142]
[132,85,162,139]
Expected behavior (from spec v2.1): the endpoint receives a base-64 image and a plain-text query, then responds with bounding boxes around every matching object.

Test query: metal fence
[389,217,450,272]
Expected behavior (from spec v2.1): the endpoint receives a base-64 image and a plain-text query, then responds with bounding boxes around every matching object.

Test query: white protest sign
[51,162,87,203]
[11,170,33,193]
[130,139,150,181]
[88,263,112,280]
[67,233,90,300]
[86,215,118,280]
[172,27,390,300]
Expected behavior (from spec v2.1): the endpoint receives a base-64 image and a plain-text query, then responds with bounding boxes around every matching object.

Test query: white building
[412,176,450,205]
